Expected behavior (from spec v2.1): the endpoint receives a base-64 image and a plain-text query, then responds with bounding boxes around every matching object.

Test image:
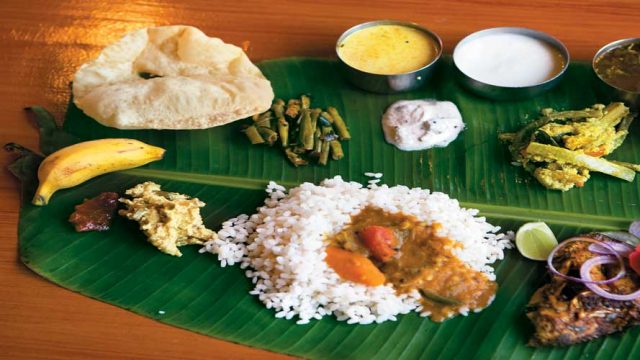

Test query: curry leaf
[5,143,42,179]
[4,143,42,198]
[25,106,79,155]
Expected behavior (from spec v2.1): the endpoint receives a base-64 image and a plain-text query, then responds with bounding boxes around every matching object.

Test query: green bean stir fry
[242,95,350,166]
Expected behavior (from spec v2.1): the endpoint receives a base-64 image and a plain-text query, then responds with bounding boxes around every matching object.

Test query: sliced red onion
[587,243,614,256]
[588,241,634,257]
[581,256,640,301]
[629,221,640,238]
[547,236,626,285]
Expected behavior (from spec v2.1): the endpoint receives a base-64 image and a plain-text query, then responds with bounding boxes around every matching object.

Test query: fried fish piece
[526,233,640,346]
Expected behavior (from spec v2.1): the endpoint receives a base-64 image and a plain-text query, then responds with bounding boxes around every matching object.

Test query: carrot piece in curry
[325,246,385,286]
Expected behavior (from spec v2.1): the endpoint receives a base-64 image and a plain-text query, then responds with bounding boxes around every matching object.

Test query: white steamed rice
[200,176,512,324]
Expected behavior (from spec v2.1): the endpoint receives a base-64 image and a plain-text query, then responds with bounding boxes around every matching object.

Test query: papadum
[72,25,274,130]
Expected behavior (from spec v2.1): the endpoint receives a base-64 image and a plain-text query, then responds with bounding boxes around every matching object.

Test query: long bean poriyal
[242,95,350,167]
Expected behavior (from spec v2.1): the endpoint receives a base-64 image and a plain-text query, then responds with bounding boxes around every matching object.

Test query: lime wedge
[515,222,558,261]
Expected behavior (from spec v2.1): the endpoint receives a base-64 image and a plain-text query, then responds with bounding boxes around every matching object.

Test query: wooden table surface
[1,1,638,358]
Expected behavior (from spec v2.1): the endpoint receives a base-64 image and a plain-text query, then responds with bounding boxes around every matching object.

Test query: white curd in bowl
[453,33,565,87]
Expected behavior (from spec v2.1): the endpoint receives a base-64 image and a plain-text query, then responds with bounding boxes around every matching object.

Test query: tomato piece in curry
[326,206,496,322]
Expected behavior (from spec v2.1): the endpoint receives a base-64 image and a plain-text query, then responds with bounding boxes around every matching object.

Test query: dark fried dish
[69,192,119,232]
[526,233,640,346]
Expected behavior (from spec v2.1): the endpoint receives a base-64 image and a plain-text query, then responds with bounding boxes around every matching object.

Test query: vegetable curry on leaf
[499,102,638,191]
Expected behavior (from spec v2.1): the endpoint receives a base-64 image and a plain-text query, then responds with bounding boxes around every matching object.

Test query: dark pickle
[594,41,640,93]
[68,192,119,232]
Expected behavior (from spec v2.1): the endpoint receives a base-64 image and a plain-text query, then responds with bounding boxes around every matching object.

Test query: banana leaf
[16,57,640,359]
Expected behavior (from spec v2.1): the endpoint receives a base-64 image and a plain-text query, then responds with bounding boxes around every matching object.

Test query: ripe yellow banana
[33,138,165,206]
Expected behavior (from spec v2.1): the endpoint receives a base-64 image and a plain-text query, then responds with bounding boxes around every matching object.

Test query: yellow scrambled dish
[500,103,638,191]
[119,182,217,256]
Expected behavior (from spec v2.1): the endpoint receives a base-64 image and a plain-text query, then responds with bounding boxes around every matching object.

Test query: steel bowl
[336,20,442,93]
[592,38,640,110]
[452,27,570,100]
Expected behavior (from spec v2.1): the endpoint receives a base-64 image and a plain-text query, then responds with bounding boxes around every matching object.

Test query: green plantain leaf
[17,57,640,359]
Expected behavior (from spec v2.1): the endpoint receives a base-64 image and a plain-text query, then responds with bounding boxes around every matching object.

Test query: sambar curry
[326,206,496,322]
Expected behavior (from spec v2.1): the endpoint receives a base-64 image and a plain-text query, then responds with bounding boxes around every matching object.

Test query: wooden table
[1,1,638,358]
